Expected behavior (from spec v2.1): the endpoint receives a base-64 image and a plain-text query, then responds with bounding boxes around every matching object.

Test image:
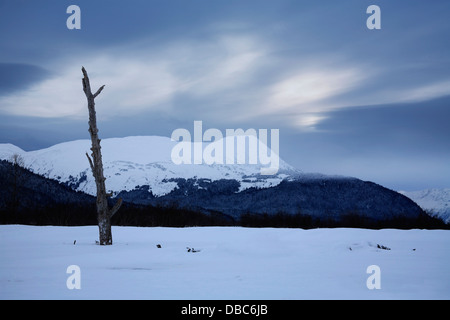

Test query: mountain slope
[116,176,426,223]
[0,136,296,197]
[0,160,94,208]
[0,159,96,225]
[400,189,450,224]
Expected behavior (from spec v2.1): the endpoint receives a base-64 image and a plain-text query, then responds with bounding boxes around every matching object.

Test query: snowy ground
[0,225,449,300]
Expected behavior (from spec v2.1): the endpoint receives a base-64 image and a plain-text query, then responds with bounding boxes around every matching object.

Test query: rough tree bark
[82,66,122,245]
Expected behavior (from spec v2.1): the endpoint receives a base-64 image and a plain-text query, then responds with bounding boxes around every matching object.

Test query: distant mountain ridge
[0,136,432,224]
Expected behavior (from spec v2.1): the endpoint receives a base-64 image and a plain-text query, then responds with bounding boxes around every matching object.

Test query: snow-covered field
[0,225,449,300]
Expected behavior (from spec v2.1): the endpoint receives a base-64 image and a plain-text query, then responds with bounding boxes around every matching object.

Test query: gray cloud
[315,95,450,155]
[280,95,450,190]
[0,63,51,95]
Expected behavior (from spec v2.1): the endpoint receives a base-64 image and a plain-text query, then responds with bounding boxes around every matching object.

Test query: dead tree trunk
[82,67,122,245]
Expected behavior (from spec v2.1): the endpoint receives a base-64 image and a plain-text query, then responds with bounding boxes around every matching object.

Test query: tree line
[1,201,447,230]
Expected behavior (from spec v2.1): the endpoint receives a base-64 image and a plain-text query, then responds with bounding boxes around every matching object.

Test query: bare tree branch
[85,152,94,173]
[81,66,91,96]
[109,198,123,218]
[93,85,105,99]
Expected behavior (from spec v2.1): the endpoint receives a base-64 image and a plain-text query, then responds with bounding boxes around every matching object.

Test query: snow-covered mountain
[0,136,429,223]
[400,189,450,224]
[0,136,298,197]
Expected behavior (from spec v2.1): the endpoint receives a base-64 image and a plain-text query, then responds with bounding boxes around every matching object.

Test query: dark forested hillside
[0,160,96,224]
[117,176,428,221]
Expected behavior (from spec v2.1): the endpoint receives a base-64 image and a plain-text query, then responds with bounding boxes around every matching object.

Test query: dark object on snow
[73,240,76,245]
[156,244,161,248]
[377,244,391,250]
[187,247,200,253]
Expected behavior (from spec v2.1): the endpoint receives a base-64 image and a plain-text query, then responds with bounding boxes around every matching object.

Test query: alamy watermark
[66,265,81,290]
[66,5,81,30]
[170,121,280,175]
[66,5,380,31]
[366,265,381,290]
[65,264,381,292]
[366,5,381,30]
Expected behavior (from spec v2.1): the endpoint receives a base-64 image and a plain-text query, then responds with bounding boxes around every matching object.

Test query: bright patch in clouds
[258,67,365,129]
[0,55,182,119]
[399,80,450,103]
[0,34,267,120]
[267,68,363,109]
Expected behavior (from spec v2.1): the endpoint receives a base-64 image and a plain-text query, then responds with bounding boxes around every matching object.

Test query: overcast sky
[1,0,449,191]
